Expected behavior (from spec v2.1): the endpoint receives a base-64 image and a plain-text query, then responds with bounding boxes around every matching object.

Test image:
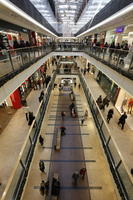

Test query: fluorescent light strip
[0,0,57,37]
[77,2,133,37]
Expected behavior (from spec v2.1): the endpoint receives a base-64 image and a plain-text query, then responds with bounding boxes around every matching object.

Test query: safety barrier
[1,72,56,200]
[0,43,133,87]
[79,72,133,200]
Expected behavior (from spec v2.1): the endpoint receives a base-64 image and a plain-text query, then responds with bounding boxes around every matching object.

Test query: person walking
[102,96,110,110]
[118,112,127,130]
[80,168,86,179]
[23,105,30,121]
[81,116,85,125]
[61,111,66,120]
[78,84,81,89]
[39,91,44,102]
[96,95,102,106]
[74,82,77,87]
[40,180,45,196]
[39,135,44,147]
[45,180,49,195]
[28,112,35,126]
[84,110,88,120]
[72,171,79,185]
[107,108,114,123]
[60,126,66,136]
[39,160,45,173]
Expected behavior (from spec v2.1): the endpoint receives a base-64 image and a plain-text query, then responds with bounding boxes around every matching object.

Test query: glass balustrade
[79,72,133,200]
[0,43,132,87]
[0,45,52,86]
[1,72,56,200]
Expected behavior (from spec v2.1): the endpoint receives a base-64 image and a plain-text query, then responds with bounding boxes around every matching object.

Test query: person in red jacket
[80,168,86,179]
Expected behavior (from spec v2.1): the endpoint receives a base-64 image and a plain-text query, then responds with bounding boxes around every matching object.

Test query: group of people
[96,95,110,111]
[39,160,50,196]
[96,95,128,130]
[72,168,86,185]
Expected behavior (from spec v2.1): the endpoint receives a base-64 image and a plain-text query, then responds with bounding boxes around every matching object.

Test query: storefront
[19,79,32,100]
[96,71,120,105]
[115,88,133,114]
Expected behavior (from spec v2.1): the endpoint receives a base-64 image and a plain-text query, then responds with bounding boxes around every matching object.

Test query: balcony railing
[0,45,52,87]
[55,43,133,80]
[0,72,56,200]
[79,72,133,200]
[0,43,132,88]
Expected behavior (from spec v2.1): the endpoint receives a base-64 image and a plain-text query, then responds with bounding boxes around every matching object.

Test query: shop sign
[115,26,125,33]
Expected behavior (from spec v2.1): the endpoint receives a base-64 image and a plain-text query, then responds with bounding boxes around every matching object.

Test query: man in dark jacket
[118,112,127,130]
[107,108,114,123]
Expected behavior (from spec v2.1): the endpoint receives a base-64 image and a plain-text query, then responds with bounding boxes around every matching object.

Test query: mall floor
[0,65,132,199]
[22,77,119,200]
[0,106,16,134]
[0,67,52,198]
[84,73,133,175]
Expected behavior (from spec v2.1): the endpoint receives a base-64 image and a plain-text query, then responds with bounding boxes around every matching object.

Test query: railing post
[100,120,104,130]
[115,160,122,170]
[8,51,14,71]
[20,159,26,171]
[106,136,111,146]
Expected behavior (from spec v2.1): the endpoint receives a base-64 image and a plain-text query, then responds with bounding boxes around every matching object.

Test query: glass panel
[3,164,23,200]
[36,110,41,124]
[118,163,133,200]
[21,139,31,164]
[0,51,13,77]
[30,127,36,142]
[108,139,121,165]
[102,123,110,141]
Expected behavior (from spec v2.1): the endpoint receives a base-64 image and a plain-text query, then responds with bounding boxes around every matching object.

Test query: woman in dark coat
[107,108,114,123]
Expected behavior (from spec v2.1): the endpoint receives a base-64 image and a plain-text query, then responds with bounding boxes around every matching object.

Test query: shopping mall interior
[0,0,133,200]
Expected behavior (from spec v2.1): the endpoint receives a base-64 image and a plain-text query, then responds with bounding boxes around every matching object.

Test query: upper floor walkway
[0,43,132,103]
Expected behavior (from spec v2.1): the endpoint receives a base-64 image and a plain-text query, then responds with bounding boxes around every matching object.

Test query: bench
[54,129,61,151]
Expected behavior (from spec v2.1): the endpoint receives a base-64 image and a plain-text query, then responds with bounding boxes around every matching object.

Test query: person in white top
[23,105,30,121]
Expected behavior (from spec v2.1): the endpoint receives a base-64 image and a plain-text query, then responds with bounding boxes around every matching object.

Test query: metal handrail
[0,72,56,200]
[80,72,133,184]
[79,72,132,200]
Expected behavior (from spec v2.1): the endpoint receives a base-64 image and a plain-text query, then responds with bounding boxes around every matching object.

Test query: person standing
[40,180,45,196]
[80,168,86,179]
[84,110,88,120]
[39,135,44,147]
[74,82,77,87]
[60,126,66,136]
[81,116,85,125]
[96,95,102,106]
[78,84,81,89]
[28,112,35,126]
[107,108,114,123]
[72,171,79,185]
[39,160,45,173]
[102,96,110,109]
[23,105,30,121]
[61,111,66,120]
[118,112,127,130]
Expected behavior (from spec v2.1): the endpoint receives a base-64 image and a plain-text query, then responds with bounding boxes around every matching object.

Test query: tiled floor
[22,76,119,200]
